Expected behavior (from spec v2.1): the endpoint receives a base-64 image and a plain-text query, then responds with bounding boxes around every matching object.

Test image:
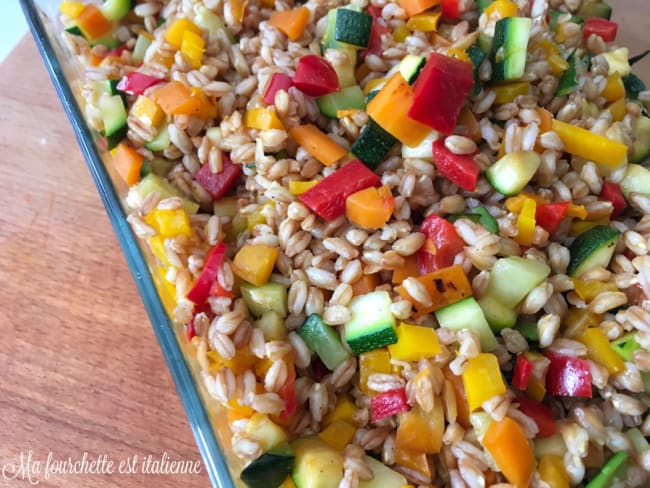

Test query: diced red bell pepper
[371,388,410,422]
[186,242,227,304]
[195,153,242,200]
[583,18,618,42]
[103,43,128,58]
[513,354,533,390]
[545,352,592,398]
[432,139,480,192]
[535,201,570,235]
[263,72,294,105]
[279,363,297,419]
[293,55,340,97]
[408,53,474,134]
[116,71,165,96]
[600,181,626,219]
[441,0,460,19]
[211,280,234,298]
[362,6,390,58]
[416,214,466,274]
[515,395,558,438]
[299,160,381,220]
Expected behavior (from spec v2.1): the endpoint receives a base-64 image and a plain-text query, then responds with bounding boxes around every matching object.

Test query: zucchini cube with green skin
[567,225,621,278]
[435,297,498,351]
[490,17,532,82]
[621,164,650,198]
[334,9,373,48]
[241,282,288,317]
[344,291,397,355]
[351,118,397,169]
[297,314,350,370]
[240,445,294,488]
[358,457,407,488]
[484,256,550,309]
[291,437,343,488]
[630,116,650,163]
[317,85,366,119]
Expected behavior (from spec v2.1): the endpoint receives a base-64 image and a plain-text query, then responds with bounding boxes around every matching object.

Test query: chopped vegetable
[512,354,532,390]
[145,208,193,238]
[515,395,558,437]
[318,420,356,451]
[360,349,392,394]
[370,388,410,422]
[345,185,394,229]
[462,353,506,411]
[485,151,541,196]
[431,139,480,191]
[586,451,628,488]
[298,314,351,370]
[490,17,532,81]
[245,107,285,130]
[406,12,442,32]
[436,297,499,351]
[334,9,373,48]
[268,7,310,41]
[164,17,202,49]
[395,403,444,453]
[76,4,113,40]
[232,244,278,286]
[111,142,145,186]
[240,447,295,488]
[194,153,242,200]
[344,290,398,355]
[186,242,227,304]
[263,73,293,105]
[539,454,570,488]
[515,197,536,246]
[288,180,319,195]
[387,323,441,361]
[483,416,536,488]
[350,118,396,169]
[577,327,626,374]
[440,0,460,19]
[553,120,628,168]
[484,0,518,19]
[181,29,205,68]
[152,81,216,118]
[566,224,621,277]
[416,214,465,274]
[293,55,340,97]
[601,73,625,102]
[545,352,592,398]
[399,0,441,18]
[491,81,530,104]
[289,124,348,166]
[583,17,617,42]
[60,1,85,18]
[535,201,570,235]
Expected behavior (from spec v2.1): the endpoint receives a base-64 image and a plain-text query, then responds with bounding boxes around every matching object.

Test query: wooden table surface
[0,4,648,487]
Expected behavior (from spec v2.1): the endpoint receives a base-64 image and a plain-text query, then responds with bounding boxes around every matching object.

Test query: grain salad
[58,0,650,486]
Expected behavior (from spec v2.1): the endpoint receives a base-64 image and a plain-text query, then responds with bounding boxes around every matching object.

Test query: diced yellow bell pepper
[547,54,569,76]
[324,394,356,426]
[244,413,287,452]
[181,29,205,69]
[602,47,631,77]
[395,403,444,454]
[552,119,628,168]
[563,308,602,338]
[492,82,530,104]
[336,109,362,118]
[60,1,85,18]
[289,180,319,195]
[572,279,618,302]
[570,217,609,237]
[210,346,257,374]
[154,265,177,309]
[145,208,193,237]
[505,192,547,213]
[447,48,471,63]
[232,244,278,286]
[278,477,296,488]
[607,98,627,122]
[247,201,275,232]
[536,39,560,57]
[318,420,357,451]
[388,323,441,361]
[485,0,518,19]
[566,203,587,219]
[360,349,392,394]
[164,18,202,49]
[363,77,387,95]
[226,398,255,422]
[406,12,442,32]
[462,353,506,411]
[555,22,573,44]
[601,73,625,102]
[245,107,285,131]
[539,454,570,488]
[515,197,536,246]
[393,24,411,43]
[131,95,164,127]
[148,235,170,266]
[577,327,626,375]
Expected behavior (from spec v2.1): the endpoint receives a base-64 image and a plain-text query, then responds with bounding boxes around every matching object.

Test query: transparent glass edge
[18,1,235,486]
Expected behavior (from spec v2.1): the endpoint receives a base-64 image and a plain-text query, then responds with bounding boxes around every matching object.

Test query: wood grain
[0,3,648,487]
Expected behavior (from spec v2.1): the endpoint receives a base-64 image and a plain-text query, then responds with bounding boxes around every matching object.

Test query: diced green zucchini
[351,118,397,169]
[401,130,439,160]
[132,33,153,64]
[344,291,397,355]
[335,9,373,48]
[490,17,532,82]
[557,50,581,96]
[245,413,288,452]
[435,297,498,351]
[516,316,539,343]
[585,451,628,488]
[145,123,171,152]
[612,332,640,361]
[621,163,650,198]
[241,282,288,317]
[358,457,407,488]
[332,46,358,88]
[447,207,498,234]
[291,437,344,488]
[398,55,426,85]
[321,6,362,51]
[99,94,127,150]
[631,116,650,164]
[484,256,551,309]
[89,31,122,49]
[478,294,518,331]
[298,314,351,370]
[578,0,612,20]
[534,433,567,458]
[477,0,493,14]
[478,31,494,55]
[254,311,287,341]
[567,225,621,277]
[101,0,133,21]
[485,151,541,196]
[148,157,174,177]
[467,44,487,96]
[317,85,366,119]
[135,173,199,214]
[65,25,83,37]
[241,446,295,488]
[548,10,583,31]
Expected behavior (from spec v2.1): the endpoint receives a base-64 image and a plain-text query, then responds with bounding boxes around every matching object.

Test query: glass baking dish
[19,0,238,486]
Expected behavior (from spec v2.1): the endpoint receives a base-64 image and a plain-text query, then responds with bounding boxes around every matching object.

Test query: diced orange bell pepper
[228,0,248,23]
[607,98,626,122]
[396,264,472,317]
[572,279,618,302]
[388,323,441,361]
[537,107,554,134]
[350,273,379,296]
[483,416,536,488]
[111,143,145,186]
[360,349,392,394]
[398,0,441,18]
[153,81,200,115]
[394,447,431,479]
[406,12,442,32]
[318,420,356,451]
[505,192,547,213]
[76,4,113,40]
[164,18,202,49]
[190,87,217,120]
[577,327,626,375]
[269,7,310,41]
[366,72,431,147]
[539,454,570,488]
[462,353,506,411]
[395,403,444,454]
[392,255,419,284]
[232,244,278,286]
[345,185,395,229]
[289,124,348,167]
[601,73,625,102]
[443,366,471,428]
[226,398,255,422]
[485,0,518,19]
[145,208,193,238]
[246,107,285,131]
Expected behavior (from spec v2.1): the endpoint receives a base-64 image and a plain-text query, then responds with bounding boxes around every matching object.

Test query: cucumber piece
[351,118,397,169]
[358,457,407,488]
[631,116,650,163]
[298,314,351,370]
[620,163,650,198]
[586,451,628,488]
[135,173,199,214]
[398,55,426,85]
[548,10,583,31]
[578,0,612,20]
[254,311,287,341]
[490,17,532,82]
[467,44,487,96]
[291,437,344,488]
[567,225,621,277]
[241,282,288,317]
[612,332,640,361]
[401,130,439,160]
[435,297,498,351]
[145,123,171,152]
[335,9,373,48]
[101,0,133,21]
[477,0,493,14]
[484,256,551,308]
[99,94,127,150]
[317,85,366,119]
[478,294,518,331]
[132,33,153,64]
[344,291,398,355]
[556,50,581,96]
[241,446,295,488]
[485,151,541,196]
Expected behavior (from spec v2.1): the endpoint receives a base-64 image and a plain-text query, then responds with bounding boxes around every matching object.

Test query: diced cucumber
[99,94,127,150]
[351,118,397,169]
[585,451,628,488]
[631,116,650,163]
[534,433,566,458]
[335,9,373,48]
[89,31,122,49]
[101,0,132,21]
[240,446,295,488]
[612,332,640,361]
[132,33,153,64]
[484,256,551,309]
[344,291,397,355]
[578,0,612,20]
[478,294,518,331]
[241,282,288,317]
[467,44,487,96]
[401,130,440,160]
[358,457,407,488]
[135,173,199,214]
[620,163,650,198]
[291,437,344,488]
[485,151,541,196]
[298,314,351,370]
[398,55,426,85]
[548,10,583,31]
[145,123,171,152]
[490,17,532,82]
[477,0,493,14]
[557,50,582,96]
[254,311,287,341]
[567,225,621,277]
[317,85,366,119]
[435,297,498,351]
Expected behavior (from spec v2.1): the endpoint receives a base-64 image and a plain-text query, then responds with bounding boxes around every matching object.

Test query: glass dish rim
[19,1,235,486]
